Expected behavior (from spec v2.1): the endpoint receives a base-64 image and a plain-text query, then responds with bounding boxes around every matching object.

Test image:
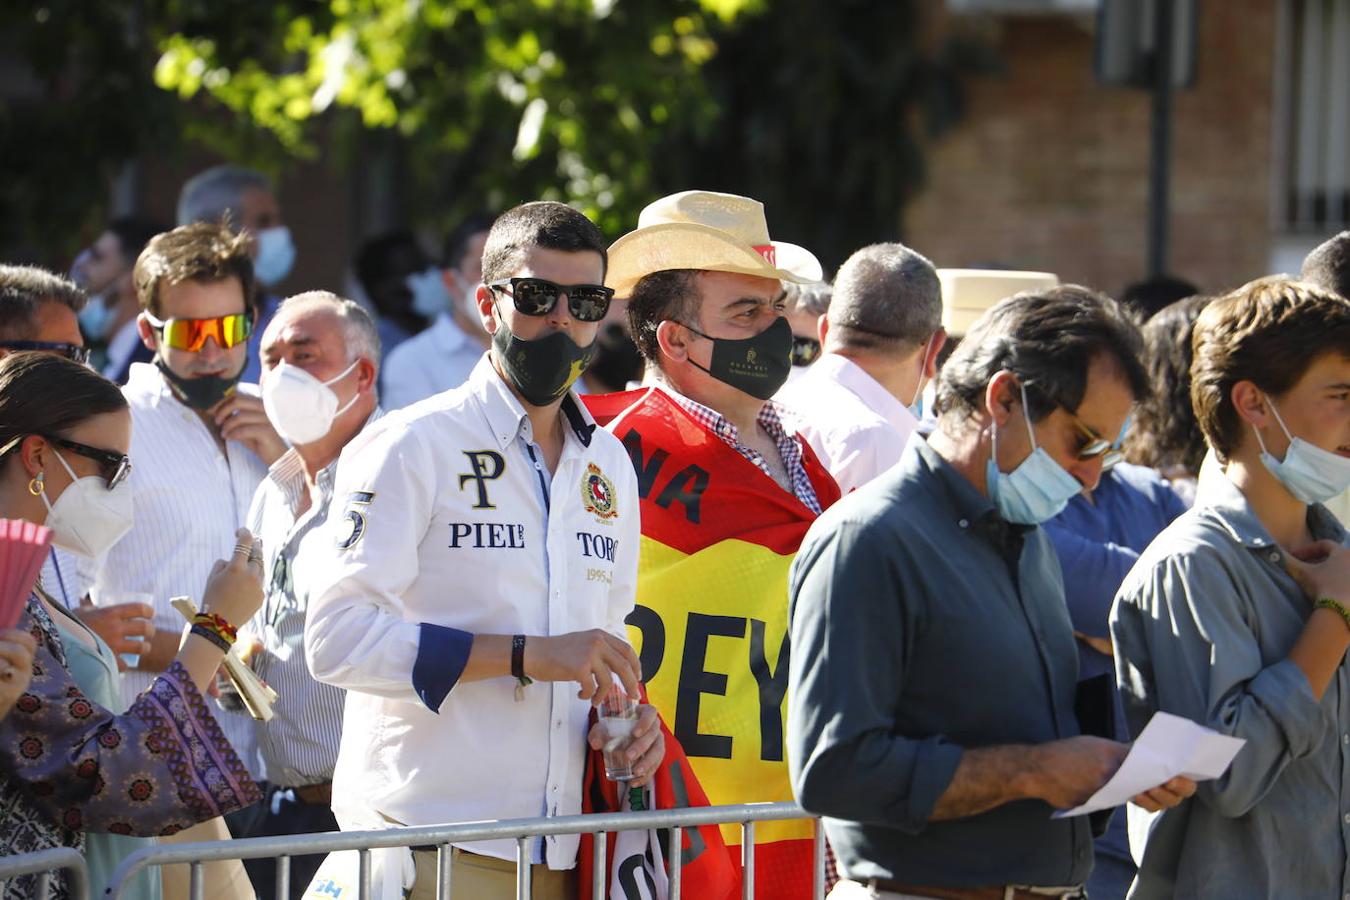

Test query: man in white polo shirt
[305,201,664,900]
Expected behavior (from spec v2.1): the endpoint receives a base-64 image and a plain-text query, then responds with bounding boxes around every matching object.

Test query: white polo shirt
[777,353,920,494]
[304,355,639,868]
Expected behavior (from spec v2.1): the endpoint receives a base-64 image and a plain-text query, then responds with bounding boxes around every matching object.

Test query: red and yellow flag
[584,388,841,900]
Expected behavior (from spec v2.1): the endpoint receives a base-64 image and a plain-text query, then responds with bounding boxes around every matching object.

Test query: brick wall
[906,1,1278,299]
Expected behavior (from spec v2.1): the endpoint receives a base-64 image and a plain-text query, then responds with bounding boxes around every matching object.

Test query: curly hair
[1124,294,1213,474]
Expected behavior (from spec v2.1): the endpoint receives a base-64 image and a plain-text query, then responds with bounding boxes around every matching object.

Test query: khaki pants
[410,847,577,900]
[158,817,255,900]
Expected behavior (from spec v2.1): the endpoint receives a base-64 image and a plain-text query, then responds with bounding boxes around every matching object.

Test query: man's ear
[655,320,691,364]
[1231,380,1272,428]
[923,329,949,379]
[984,370,1020,429]
[477,285,499,335]
[356,357,378,394]
[816,314,828,345]
[137,313,158,352]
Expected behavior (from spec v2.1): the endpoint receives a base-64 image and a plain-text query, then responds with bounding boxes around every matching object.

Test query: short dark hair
[442,213,497,271]
[106,216,168,267]
[177,165,272,227]
[0,265,88,341]
[0,352,128,465]
[1120,274,1199,322]
[1191,276,1350,460]
[828,242,941,353]
[627,270,700,364]
[1124,294,1214,475]
[480,202,607,285]
[134,221,257,319]
[1302,230,1350,300]
[935,284,1149,423]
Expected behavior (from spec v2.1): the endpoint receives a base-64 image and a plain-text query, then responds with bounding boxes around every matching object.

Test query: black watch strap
[511,634,527,681]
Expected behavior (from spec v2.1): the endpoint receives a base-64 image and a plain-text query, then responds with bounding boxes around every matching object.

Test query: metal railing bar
[437,844,451,900]
[741,821,755,900]
[189,861,204,900]
[0,847,88,900]
[515,837,532,898]
[590,831,605,900]
[275,854,290,900]
[668,824,683,900]
[813,819,827,900]
[358,848,372,900]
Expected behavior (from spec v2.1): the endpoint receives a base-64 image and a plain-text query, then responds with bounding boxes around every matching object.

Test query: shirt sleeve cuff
[413,623,474,713]
[888,736,965,834]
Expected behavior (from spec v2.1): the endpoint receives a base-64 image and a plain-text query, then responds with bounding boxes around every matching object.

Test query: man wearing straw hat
[583,189,841,898]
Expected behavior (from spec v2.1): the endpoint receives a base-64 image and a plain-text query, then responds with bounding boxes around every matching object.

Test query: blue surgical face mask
[253,225,296,287]
[1254,397,1350,504]
[78,293,117,342]
[985,382,1084,524]
[407,267,453,318]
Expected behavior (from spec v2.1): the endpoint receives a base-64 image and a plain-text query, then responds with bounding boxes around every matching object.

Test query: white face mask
[1254,397,1350,504]
[40,449,134,559]
[262,359,360,445]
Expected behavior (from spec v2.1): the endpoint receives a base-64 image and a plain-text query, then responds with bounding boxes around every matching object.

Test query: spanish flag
[584,387,840,900]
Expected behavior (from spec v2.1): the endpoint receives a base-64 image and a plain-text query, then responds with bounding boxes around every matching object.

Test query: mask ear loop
[1018,381,1039,450]
[910,333,934,410]
[1251,394,1293,458]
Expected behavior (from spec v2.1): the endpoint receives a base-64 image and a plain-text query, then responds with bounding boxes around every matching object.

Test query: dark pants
[235,785,340,900]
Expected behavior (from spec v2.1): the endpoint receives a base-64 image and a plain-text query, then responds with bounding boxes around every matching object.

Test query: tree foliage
[2,0,992,269]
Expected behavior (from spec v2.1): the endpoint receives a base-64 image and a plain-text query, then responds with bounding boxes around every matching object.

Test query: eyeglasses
[144,312,253,353]
[0,341,91,366]
[1061,406,1125,468]
[0,435,131,490]
[790,335,822,367]
[487,278,614,323]
[46,436,132,489]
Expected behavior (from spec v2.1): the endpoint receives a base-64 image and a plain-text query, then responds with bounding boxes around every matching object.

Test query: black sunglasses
[487,277,614,323]
[790,335,822,367]
[45,436,132,489]
[0,341,91,366]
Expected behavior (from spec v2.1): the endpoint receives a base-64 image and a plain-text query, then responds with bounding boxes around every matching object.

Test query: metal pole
[437,845,452,900]
[813,820,827,900]
[516,837,533,899]
[1147,0,1175,277]
[34,872,50,900]
[741,822,755,900]
[591,831,606,900]
[669,825,684,900]
[358,849,372,900]
[190,862,205,900]
[275,855,290,900]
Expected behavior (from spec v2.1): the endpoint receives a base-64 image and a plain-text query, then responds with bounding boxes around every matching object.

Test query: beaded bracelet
[190,623,233,653]
[1316,597,1350,633]
[191,612,238,647]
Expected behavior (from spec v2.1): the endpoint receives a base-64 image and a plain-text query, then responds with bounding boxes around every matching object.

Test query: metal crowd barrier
[105,801,823,900]
[0,846,90,900]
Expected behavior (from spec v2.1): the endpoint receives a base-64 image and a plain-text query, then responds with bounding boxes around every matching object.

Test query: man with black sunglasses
[81,222,284,876]
[305,201,662,900]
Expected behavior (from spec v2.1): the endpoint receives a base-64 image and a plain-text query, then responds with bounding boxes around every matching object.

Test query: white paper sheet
[1052,711,1245,818]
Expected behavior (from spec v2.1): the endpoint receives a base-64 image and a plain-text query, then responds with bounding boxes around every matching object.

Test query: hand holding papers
[1052,711,1245,818]
[171,596,278,721]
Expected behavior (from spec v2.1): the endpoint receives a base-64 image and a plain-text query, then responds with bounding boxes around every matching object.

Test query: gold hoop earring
[27,472,44,496]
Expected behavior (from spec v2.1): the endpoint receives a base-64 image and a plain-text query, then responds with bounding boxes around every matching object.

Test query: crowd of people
[0,161,1348,900]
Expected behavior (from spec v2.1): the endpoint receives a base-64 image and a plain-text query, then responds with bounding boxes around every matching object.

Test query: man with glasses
[787,286,1195,900]
[778,243,947,495]
[81,222,284,877]
[305,201,663,900]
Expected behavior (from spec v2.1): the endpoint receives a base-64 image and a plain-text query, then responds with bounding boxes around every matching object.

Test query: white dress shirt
[101,318,143,382]
[245,409,382,787]
[379,313,484,409]
[82,362,269,776]
[777,353,919,494]
[305,356,639,868]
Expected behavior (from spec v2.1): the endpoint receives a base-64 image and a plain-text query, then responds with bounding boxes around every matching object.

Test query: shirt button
[1268,551,1281,562]
[958,519,969,529]
[555,718,562,728]
[1343,813,1350,825]
[552,785,559,793]
[1343,734,1349,745]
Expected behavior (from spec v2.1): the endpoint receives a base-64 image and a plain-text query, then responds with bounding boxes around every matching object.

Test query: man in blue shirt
[789,285,1194,900]
[1045,464,1187,899]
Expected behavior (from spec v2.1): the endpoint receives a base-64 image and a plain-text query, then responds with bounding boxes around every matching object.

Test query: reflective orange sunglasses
[143,312,253,353]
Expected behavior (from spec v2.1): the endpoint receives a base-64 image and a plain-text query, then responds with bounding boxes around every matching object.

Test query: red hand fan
[0,518,52,629]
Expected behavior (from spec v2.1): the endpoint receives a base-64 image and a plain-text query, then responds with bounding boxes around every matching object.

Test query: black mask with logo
[491,313,597,407]
[154,356,243,410]
[679,315,793,401]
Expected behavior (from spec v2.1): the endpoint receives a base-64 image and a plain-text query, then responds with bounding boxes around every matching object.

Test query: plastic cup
[91,590,154,669]
[599,687,640,781]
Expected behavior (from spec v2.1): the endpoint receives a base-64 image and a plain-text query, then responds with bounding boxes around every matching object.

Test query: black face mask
[154,355,243,410]
[680,315,793,401]
[586,323,645,393]
[491,314,597,408]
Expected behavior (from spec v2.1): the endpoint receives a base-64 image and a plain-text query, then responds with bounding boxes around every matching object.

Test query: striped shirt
[81,362,268,777]
[662,387,822,514]
[245,409,382,787]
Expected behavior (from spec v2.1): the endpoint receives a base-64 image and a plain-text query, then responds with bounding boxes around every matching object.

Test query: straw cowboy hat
[606,190,824,296]
[937,268,1060,335]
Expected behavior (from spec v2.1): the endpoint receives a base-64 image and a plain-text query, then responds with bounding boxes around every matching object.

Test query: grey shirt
[788,437,1094,888]
[1111,469,1350,899]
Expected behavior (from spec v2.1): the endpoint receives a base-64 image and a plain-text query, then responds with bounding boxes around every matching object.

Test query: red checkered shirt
[660,386,822,515]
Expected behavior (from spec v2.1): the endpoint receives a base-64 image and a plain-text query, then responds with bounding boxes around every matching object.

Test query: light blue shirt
[1111,469,1350,899]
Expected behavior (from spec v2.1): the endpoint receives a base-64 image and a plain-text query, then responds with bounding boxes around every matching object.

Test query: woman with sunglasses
[0,351,265,899]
